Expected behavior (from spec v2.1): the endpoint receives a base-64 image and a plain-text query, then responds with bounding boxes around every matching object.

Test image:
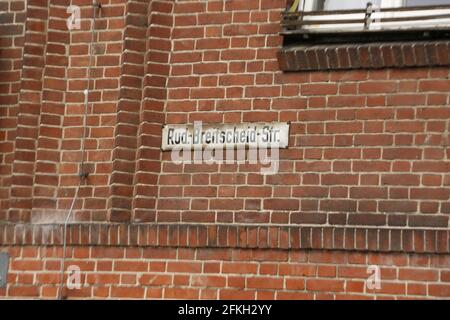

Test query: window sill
[278,39,450,71]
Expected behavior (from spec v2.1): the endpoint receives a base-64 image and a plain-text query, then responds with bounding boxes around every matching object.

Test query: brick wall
[161,0,450,228]
[0,0,449,299]
[2,245,450,299]
[0,0,26,222]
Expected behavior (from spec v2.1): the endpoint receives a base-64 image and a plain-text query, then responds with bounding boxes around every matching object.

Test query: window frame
[280,1,450,72]
[285,0,450,36]
[299,0,437,11]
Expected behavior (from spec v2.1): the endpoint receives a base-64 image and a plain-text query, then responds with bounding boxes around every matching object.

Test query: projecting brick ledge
[0,223,449,254]
[278,41,450,71]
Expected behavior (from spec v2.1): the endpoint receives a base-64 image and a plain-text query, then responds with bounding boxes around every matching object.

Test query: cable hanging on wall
[58,1,102,300]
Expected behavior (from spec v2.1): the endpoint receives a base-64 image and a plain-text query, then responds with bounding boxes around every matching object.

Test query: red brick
[306,279,345,292]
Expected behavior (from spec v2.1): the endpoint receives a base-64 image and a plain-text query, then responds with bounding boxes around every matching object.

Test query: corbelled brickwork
[278,41,450,72]
[0,0,449,299]
[0,0,25,223]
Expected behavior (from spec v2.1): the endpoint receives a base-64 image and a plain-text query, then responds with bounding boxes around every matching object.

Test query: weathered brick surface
[157,0,450,229]
[0,245,449,299]
[0,0,449,299]
[0,0,26,222]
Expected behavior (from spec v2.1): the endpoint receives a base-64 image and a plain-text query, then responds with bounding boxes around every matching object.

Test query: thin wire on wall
[58,1,100,300]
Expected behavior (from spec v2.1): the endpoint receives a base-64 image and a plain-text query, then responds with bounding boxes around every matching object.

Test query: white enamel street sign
[161,122,290,151]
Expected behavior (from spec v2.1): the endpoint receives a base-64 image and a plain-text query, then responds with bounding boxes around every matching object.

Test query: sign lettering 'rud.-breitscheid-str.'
[162,122,290,151]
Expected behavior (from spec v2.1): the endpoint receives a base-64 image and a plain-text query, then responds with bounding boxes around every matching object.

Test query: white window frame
[299,0,404,11]
[297,0,450,31]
